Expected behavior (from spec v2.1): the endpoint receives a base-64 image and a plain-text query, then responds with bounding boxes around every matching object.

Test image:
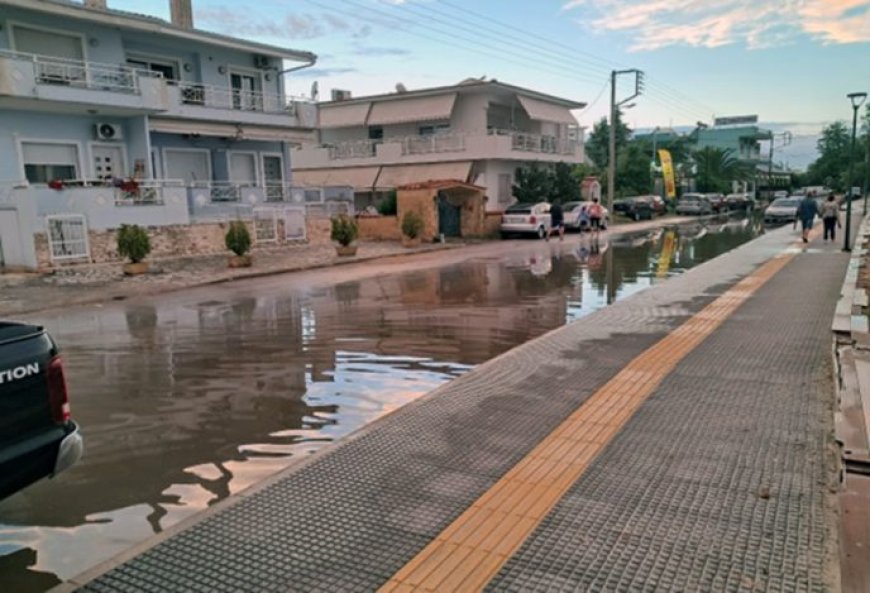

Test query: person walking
[547,202,565,242]
[587,197,604,240]
[820,193,841,242]
[795,193,819,243]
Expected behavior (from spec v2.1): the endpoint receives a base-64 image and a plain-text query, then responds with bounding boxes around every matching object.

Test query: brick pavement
[53,223,843,593]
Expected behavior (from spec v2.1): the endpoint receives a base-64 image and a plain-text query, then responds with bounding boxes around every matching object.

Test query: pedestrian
[548,202,565,242]
[579,203,591,231]
[587,197,604,239]
[820,193,841,242]
[795,193,819,243]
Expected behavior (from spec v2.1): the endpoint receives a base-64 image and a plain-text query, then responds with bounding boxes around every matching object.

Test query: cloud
[563,0,870,51]
[352,46,412,56]
[293,67,359,78]
[195,7,371,40]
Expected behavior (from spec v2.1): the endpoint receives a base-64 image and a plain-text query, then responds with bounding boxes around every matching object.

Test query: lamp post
[844,92,867,252]
[607,69,643,214]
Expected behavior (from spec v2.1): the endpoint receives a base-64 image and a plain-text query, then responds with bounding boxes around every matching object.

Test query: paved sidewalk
[54,222,844,593]
[0,216,689,317]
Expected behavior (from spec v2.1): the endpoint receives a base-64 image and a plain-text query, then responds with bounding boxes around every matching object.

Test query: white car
[563,201,609,231]
[500,202,551,239]
[763,197,800,224]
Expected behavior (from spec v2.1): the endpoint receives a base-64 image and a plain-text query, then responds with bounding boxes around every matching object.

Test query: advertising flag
[658,149,676,199]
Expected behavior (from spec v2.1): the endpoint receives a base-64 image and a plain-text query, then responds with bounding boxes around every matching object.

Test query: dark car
[0,321,82,500]
[705,193,726,212]
[614,196,654,221]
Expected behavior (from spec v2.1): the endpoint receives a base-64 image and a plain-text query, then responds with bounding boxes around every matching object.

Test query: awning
[319,102,371,129]
[376,161,472,188]
[367,93,457,126]
[517,95,577,125]
[293,166,381,189]
[148,119,315,144]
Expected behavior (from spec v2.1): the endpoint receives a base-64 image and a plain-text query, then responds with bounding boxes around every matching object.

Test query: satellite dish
[395,83,407,93]
[311,81,319,101]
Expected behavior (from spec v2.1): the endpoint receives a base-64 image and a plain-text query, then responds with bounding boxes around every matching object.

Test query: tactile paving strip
[69,230,822,593]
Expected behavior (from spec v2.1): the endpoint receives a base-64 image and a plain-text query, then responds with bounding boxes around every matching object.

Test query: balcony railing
[172,81,308,115]
[0,50,160,94]
[401,133,465,155]
[489,129,579,155]
[326,139,380,160]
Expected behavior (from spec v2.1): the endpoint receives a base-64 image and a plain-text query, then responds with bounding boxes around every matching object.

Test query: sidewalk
[53,222,845,593]
[0,216,689,317]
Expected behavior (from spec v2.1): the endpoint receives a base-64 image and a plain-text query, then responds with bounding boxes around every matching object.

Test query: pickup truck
[0,321,82,500]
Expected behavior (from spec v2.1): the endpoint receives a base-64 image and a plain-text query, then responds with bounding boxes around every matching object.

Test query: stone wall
[358,215,401,241]
[397,189,438,241]
[306,216,332,246]
[483,212,503,237]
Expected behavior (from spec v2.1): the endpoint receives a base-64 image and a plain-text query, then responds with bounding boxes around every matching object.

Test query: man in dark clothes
[548,202,564,241]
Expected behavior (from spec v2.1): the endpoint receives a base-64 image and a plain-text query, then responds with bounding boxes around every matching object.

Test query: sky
[109,0,870,168]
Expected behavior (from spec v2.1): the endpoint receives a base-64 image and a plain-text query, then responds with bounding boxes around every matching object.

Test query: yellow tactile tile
[379,234,811,593]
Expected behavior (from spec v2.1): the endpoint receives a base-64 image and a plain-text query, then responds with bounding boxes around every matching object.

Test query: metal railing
[326,139,379,160]
[402,133,465,155]
[114,180,185,206]
[489,128,579,155]
[0,50,160,94]
[173,81,303,114]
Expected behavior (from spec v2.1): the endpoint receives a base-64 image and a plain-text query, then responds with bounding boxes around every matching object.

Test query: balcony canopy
[293,166,381,189]
[319,102,372,129]
[149,119,314,144]
[376,161,472,188]
[367,93,457,126]
[517,95,578,125]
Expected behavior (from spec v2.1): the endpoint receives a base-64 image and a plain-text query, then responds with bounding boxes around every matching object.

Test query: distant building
[292,79,586,212]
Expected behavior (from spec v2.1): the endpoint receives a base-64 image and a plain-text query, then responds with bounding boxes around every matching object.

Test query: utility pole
[607,69,644,213]
[863,133,869,216]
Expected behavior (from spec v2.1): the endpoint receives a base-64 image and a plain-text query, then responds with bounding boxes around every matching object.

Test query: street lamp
[844,91,867,252]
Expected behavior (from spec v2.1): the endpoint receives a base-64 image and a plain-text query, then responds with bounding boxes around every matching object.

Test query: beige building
[292,79,586,212]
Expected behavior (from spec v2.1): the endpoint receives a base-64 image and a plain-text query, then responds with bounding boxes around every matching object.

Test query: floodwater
[0,214,764,591]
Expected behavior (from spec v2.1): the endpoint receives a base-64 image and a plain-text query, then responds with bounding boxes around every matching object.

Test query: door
[231,73,260,110]
[262,155,284,201]
[229,153,258,186]
[437,193,461,238]
[92,145,125,181]
[164,150,210,185]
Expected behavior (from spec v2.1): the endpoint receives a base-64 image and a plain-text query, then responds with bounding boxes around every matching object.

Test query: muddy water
[0,216,764,591]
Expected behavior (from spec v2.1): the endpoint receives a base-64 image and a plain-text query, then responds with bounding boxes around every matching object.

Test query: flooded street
[0,215,765,591]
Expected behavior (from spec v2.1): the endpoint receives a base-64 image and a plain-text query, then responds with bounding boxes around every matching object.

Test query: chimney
[84,0,108,8]
[170,0,194,29]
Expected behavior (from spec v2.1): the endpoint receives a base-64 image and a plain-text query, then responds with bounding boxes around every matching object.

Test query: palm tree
[693,147,752,193]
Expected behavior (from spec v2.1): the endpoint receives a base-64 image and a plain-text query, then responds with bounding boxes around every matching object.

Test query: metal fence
[46,215,89,261]
[253,208,278,243]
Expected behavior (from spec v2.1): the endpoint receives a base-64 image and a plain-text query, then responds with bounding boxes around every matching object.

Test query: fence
[253,208,278,243]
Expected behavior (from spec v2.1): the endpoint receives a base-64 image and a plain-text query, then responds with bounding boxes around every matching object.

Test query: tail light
[529,215,537,224]
[46,356,70,424]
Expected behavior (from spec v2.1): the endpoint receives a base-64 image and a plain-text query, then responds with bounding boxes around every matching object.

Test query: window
[21,142,80,184]
[419,124,451,136]
[230,71,262,110]
[498,173,512,204]
[12,25,83,60]
[127,57,177,80]
[368,126,384,141]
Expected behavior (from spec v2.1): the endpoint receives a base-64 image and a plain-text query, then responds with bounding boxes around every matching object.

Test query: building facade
[0,0,336,271]
[292,79,586,212]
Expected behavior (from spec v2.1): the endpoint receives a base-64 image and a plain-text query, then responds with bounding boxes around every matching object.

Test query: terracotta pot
[335,244,357,257]
[123,262,149,276]
[228,255,252,268]
[402,236,422,248]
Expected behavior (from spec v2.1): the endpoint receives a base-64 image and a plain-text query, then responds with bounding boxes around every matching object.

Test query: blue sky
[111,0,870,167]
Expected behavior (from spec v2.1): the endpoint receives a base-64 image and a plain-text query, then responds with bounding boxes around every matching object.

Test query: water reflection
[0,213,763,591]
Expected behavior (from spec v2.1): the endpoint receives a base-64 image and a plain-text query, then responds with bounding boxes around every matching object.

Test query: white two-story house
[0,0,323,270]
[292,79,586,212]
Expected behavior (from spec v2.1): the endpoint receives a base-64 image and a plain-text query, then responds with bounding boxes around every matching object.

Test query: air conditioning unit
[253,54,270,69]
[95,123,123,141]
[331,89,352,101]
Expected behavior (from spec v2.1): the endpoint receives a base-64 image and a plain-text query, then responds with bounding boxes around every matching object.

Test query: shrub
[401,211,424,239]
[225,220,252,256]
[377,191,398,216]
[330,214,359,247]
[116,224,151,263]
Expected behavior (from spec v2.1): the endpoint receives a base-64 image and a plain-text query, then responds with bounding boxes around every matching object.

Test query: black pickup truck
[0,321,82,500]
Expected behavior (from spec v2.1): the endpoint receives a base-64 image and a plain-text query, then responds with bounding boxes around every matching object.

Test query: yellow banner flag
[658,149,676,199]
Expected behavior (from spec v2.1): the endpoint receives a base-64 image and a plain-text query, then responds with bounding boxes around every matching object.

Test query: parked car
[500,202,551,239]
[705,193,727,213]
[613,196,654,221]
[648,195,666,215]
[725,193,751,211]
[1,321,82,500]
[763,197,801,224]
[772,190,789,201]
[563,201,610,231]
[675,193,713,215]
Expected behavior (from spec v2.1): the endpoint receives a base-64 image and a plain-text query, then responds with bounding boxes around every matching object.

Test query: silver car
[675,193,713,215]
[500,202,551,239]
[763,197,800,224]
[563,201,610,231]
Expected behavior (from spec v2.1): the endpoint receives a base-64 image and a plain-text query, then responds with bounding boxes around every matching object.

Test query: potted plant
[225,220,252,268]
[331,214,359,256]
[401,211,424,247]
[116,224,151,275]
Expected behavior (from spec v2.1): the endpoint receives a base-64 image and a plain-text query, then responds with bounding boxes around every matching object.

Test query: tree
[512,164,553,203]
[693,147,751,193]
[615,142,654,197]
[585,109,632,169]
[551,162,580,203]
[805,121,850,190]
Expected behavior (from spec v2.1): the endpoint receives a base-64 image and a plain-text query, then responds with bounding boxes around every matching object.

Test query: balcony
[0,50,168,112]
[293,130,582,169]
[164,81,317,128]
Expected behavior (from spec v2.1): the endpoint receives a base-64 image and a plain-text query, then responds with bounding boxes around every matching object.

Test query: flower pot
[335,244,357,257]
[402,236,422,248]
[123,262,149,276]
[228,255,252,268]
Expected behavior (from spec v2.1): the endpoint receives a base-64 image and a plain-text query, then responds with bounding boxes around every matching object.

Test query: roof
[397,179,485,192]
[319,79,585,110]
[10,0,316,62]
